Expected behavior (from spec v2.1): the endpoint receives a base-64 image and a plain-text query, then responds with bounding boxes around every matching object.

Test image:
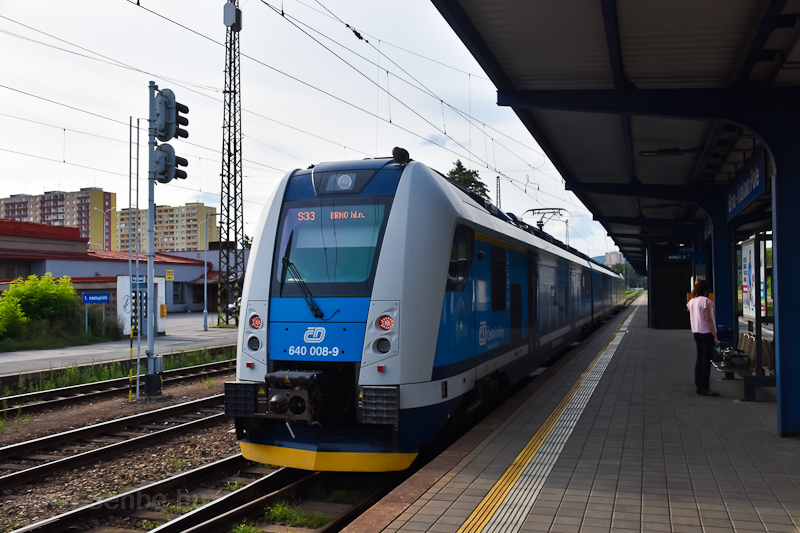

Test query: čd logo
[303,327,326,343]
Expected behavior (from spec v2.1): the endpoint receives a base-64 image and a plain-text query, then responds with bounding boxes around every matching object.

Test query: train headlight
[247,336,260,351]
[376,338,391,353]
[249,314,262,329]
[289,395,306,415]
[269,394,288,414]
[336,173,354,190]
[377,315,394,331]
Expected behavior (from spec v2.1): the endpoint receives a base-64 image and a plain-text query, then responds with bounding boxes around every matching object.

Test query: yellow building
[116,202,219,253]
[0,188,116,250]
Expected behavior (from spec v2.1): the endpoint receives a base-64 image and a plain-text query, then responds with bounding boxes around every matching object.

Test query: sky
[0,0,618,258]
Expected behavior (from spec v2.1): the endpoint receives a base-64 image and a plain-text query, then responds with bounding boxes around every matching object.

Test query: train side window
[446,227,473,292]
[491,246,506,311]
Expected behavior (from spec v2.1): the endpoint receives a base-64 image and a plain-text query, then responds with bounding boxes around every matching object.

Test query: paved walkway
[0,312,239,376]
[347,296,798,533]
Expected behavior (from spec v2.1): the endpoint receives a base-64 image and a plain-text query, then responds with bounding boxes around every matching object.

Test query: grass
[168,456,188,470]
[0,313,124,353]
[160,497,205,515]
[231,522,262,533]
[221,479,246,492]
[0,403,32,434]
[264,501,333,529]
[0,346,235,399]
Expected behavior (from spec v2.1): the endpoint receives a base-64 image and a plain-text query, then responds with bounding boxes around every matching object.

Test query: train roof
[296,153,622,279]
[295,156,401,175]
[430,170,620,277]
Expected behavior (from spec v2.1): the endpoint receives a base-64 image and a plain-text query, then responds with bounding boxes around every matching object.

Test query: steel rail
[0,396,224,491]
[12,454,251,533]
[0,394,222,461]
[0,359,234,417]
[177,471,398,533]
[153,469,317,533]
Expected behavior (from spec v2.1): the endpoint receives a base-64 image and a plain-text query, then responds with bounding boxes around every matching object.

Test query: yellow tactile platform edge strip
[458,305,638,533]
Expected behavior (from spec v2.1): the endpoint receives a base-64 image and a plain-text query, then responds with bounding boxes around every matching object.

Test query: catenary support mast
[219,1,245,325]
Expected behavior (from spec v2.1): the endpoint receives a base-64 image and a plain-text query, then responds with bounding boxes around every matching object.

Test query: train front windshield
[271,197,391,297]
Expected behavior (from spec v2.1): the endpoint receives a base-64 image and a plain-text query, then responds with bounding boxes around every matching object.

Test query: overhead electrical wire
[260,1,480,168]
[264,1,598,223]
[119,0,517,171]
[122,0,608,249]
[260,0,582,224]
[295,0,490,80]
[1,4,611,252]
[0,85,285,174]
[0,13,370,164]
[267,1,554,181]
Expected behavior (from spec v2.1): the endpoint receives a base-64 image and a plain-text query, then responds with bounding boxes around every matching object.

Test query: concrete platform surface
[0,312,238,376]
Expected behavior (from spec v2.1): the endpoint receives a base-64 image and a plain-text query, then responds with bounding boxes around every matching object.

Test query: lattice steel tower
[219,0,244,324]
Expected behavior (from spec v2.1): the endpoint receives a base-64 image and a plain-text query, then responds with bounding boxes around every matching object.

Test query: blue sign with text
[83,292,110,304]
[727,146,766,221]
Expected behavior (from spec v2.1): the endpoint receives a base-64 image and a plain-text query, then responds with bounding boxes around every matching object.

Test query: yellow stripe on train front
[239,441,417,472]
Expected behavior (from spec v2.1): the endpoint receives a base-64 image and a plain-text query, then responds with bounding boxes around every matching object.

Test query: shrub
[0,295,28,337]
[4,274,79,322]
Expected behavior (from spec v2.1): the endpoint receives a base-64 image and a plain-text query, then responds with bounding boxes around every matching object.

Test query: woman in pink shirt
[687,279,720,396]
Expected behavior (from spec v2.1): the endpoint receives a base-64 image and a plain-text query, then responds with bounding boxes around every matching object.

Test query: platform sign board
[165,269,174,281]
[741,239,766,320]
[727,146,766,221]
[666,251,692,262]
[82,292,109,304]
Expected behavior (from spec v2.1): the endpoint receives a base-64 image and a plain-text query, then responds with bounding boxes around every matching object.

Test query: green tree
[241,234,252,250]
[448,160,490,201]
[611,262,646,288]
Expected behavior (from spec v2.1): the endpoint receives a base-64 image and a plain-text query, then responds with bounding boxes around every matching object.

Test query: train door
[527,252,538,348]
[570,264,580,332]
[510,284,522,342]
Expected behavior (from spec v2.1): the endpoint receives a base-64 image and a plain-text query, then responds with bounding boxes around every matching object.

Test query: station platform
[346,295,798,533]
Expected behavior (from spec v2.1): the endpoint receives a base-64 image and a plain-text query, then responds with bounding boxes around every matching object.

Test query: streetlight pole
[200,212,219,331]
[93,206,116,251]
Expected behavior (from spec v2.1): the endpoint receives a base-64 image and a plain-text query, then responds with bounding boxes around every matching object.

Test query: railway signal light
[155,88,189,142]
[154,143,188,183]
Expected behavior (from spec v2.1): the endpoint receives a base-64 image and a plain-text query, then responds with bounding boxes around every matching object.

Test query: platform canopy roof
[431,0,796,273]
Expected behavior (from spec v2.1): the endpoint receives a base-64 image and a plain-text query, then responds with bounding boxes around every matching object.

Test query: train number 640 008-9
[288,346,340,357]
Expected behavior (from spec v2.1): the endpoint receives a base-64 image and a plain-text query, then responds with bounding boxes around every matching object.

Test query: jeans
[694,332,715,392]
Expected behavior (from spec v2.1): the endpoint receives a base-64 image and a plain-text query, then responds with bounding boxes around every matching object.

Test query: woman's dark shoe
[698,390,720,396]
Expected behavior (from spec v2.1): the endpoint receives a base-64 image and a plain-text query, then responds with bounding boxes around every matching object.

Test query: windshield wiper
[279,230,324,318]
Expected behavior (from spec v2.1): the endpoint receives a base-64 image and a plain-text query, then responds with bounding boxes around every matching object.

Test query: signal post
[146,81,189,396]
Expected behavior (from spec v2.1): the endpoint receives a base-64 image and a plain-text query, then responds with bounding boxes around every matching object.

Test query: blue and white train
[225,149,625,472]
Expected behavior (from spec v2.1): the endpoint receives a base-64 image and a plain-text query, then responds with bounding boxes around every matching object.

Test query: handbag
[722,348,751,368]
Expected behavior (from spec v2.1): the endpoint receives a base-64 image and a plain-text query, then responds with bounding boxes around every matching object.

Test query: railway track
[0,359,234,417]
[13,455,395,533]
[0,395,224,492]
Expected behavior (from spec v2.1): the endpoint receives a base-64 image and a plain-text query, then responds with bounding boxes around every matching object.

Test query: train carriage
[225,150,625,472]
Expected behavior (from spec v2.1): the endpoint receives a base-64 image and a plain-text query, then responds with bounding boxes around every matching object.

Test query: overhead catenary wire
[118,0,523,174]
[4,2,558,187]
[0,87,286,173]
[1,3,613,253]
[0,13,371,164]
[254,0,575,215]
[260,1,481,166]
[264,1,552,177]
[294,0,491,81]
